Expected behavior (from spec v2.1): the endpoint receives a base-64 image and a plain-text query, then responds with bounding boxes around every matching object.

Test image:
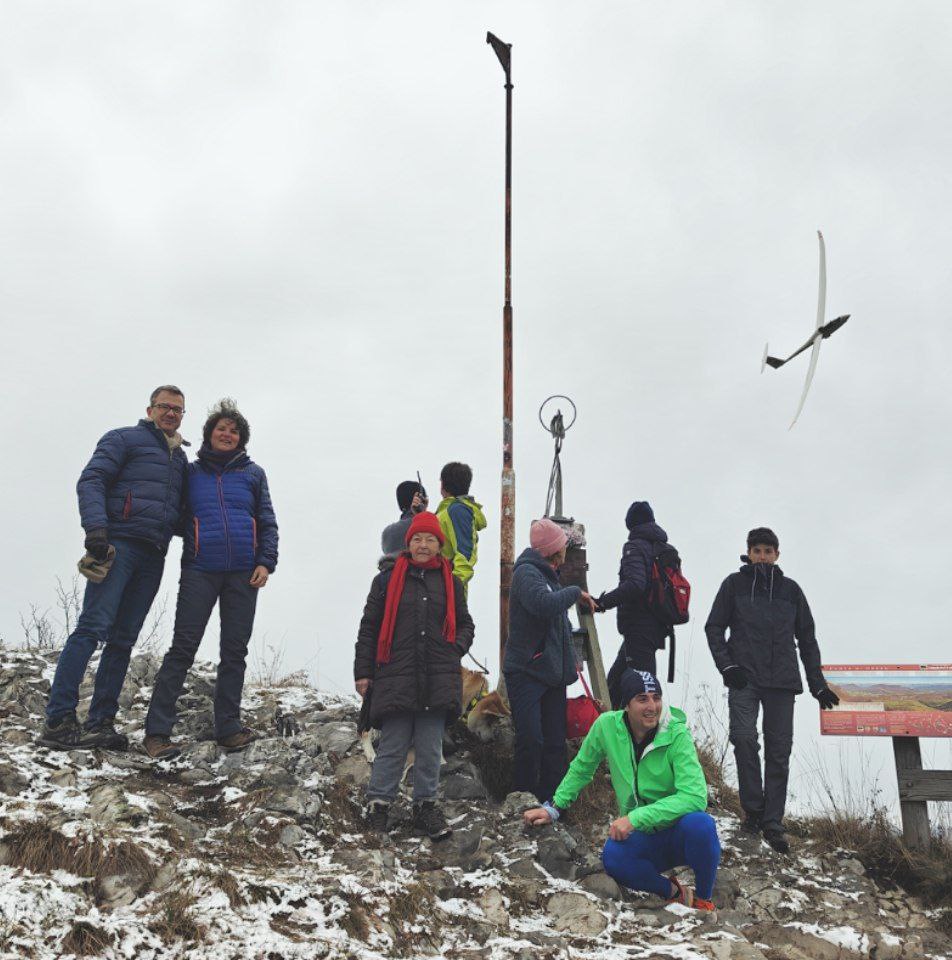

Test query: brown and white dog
[359,666,510,763]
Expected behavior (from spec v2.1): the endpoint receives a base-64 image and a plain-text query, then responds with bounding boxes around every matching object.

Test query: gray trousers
[366,709,445,804]
[728,686,795,834]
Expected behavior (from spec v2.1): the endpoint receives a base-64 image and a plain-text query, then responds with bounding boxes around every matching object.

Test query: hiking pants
[505,670,568,803]
[728,685,796,834]
[602,812,721,901]
[146,568,258,740]
[366,709,446,803]
[47,537,165,727]
[607,639,658,709]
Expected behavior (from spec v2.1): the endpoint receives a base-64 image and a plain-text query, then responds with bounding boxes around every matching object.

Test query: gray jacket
[380,510,413,557]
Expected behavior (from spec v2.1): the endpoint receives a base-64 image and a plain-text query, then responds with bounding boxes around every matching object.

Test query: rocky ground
[0,647,949,960]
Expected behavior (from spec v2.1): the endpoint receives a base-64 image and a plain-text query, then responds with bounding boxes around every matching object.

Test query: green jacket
[436,495,487,586]
[552,706,708,833]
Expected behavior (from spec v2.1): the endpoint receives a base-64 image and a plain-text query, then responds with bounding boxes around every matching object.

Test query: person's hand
[250,566,270,588]
[721,665,748,690]
[523,807,553,827]
[355,678,372,697]
[579,592,597,614]
[813,686,840,710]
[84,529,111,563]
[411,492,428,514]
[609,816,634,841]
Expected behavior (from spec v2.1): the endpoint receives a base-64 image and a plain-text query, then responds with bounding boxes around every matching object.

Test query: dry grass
[387,882,439,954]
[199,867,245,908]
[3,819,156,898]
[149,888,206,945]
[561,763,616,832]
[60,921,113,956]
[216,821,288,869]
[696,740,742,816]
[338,890,371,940]
[321,778,364,832]
[467,735,513,801]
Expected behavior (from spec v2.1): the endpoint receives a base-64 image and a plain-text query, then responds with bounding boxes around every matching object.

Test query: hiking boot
[763,829,790,854]
[83,720,129,751]
[217,727,255,752]
[143,735,181,761]
[412,801,452,842]
[667,878,716,913]
[365,801,391,833]
[37,712,88,750]
[741,814,762,834]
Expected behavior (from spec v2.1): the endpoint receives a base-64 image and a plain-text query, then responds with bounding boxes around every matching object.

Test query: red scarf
[376,554,456,665]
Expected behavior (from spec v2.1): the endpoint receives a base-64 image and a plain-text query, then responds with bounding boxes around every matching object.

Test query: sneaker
[143,735,181,761]
[666,877,716,913]
[37,712,88,750]
[741,814,763,834]
[366,800,391,833]
[217,727,255,752]
[83,720,129,751]
[763,829,790,854]
[412,801,452,842]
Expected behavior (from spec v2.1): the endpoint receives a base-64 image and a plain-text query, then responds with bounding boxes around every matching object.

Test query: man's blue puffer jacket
[180,448,279,573]
[77,419,188,554]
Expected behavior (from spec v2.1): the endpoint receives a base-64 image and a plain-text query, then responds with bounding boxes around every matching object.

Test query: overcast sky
[3,1,951,811]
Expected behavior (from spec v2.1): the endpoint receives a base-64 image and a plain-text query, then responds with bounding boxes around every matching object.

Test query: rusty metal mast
[486,32,514,675]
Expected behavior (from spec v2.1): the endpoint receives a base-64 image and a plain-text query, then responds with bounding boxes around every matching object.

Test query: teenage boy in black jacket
[705,527,839,854]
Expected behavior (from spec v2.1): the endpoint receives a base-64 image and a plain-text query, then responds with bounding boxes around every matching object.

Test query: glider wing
[815,230,827,331]
[789,336,822,429]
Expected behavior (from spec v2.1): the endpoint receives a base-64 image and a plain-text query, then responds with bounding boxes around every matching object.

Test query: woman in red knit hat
[354,511,475,840]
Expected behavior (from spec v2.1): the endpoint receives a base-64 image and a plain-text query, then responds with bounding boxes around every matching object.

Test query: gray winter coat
[354,556,475,727]
[705,562,826,694]
[503,548,580,688]
[380,510,414,557]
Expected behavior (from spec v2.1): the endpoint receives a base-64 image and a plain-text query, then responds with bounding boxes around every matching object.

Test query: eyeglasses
[153,403,185,415]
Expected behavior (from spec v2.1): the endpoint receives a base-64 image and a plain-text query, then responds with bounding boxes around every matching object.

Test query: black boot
[37,712,88,750]
[365,801,391,833]
[83,719,129,751]
[412,801,452,842]
[741,814,762,835]
[763,829,790,854]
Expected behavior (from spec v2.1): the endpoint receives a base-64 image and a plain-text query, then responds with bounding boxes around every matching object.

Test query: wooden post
[893,736,932,853]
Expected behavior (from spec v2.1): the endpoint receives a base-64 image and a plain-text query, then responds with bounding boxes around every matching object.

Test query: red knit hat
[405,511,445,546]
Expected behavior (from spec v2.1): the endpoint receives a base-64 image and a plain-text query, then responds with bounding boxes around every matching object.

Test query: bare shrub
[19,605,57,653]
[248,633,309,688]
[149,888,206,945]
[137,592,169,656]
[60,921,113,956]
[690,682,742,815]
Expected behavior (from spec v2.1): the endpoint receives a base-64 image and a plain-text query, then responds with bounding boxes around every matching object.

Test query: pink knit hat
[530,518,567,557]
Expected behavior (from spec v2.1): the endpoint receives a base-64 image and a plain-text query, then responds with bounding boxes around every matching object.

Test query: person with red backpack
[598,502,689,704]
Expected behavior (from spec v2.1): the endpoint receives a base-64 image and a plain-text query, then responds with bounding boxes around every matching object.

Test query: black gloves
[84,529,111,563]
[813,687,840,710]
[722,665,748,690]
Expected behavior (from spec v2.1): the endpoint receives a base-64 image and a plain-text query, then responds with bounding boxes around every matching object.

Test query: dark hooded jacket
[598,521,670,648]
[503,548,580,687]
[704,562,826,694]
[354,555,475,728]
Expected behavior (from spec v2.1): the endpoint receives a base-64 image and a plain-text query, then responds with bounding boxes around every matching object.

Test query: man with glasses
[39,385,190,751]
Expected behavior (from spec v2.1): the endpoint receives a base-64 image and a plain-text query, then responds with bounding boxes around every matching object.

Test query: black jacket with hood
[704,561,826,694]
[354,555,475,727]
[598,521,671,648]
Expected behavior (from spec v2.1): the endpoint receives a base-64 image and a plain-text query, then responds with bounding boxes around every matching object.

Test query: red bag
[566,666,603,740]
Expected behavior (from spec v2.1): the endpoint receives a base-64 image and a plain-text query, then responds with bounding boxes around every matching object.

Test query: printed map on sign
[820,665,952,737]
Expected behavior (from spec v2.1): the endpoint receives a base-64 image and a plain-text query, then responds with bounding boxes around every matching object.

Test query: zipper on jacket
[217,474,231,569]
[193,517,200,558]
[252,517,258,554]
[123,491,132,520]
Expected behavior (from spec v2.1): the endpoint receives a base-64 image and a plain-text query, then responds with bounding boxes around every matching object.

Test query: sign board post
[821,664,952,853]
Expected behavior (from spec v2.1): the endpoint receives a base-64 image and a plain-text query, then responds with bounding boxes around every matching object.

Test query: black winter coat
[598,521,670,648]
[354,557,475,728]
[704,562,826,694]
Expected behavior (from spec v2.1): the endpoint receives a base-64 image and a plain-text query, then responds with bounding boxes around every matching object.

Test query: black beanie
[746,527,779,550]
[625,501,655,530]
[396,480,426,512]
[619,668,663,706]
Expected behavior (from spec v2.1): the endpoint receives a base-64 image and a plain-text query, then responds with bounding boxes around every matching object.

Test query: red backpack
[646,544,690,626]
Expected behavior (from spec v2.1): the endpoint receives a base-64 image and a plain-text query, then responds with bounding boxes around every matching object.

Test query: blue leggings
[602,812,721,901]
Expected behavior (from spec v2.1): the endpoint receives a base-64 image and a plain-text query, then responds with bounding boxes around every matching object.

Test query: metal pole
[487,33,514,677]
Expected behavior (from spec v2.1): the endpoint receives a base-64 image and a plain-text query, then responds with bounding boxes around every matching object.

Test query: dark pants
[146,568,258,740]
[47,537,165,727]
[505,671,567,802]
[607,638,658,709]
[728,686,796,834]
[602,812,721,900]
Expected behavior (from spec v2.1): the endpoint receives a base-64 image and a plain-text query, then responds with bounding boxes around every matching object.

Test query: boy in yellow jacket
[435,462,486,590]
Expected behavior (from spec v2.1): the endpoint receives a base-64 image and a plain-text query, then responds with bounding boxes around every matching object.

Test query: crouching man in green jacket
[523,669,721,911]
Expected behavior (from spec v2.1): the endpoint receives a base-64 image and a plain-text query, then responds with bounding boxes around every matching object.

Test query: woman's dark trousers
[505,671,568,802]
[146,568,258,740]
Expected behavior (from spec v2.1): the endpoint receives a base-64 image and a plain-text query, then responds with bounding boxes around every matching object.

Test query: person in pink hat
[503,518,597,801]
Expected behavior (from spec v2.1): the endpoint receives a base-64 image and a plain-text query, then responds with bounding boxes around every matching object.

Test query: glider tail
[762,344,784,371]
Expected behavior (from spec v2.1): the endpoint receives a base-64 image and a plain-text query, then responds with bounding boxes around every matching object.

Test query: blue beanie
[625,501,655,529]
[619,668,663,706]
